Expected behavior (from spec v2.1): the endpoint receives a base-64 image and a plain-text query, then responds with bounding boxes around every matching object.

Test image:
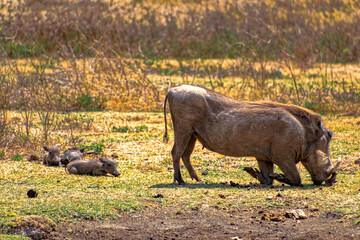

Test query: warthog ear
[80,148,85,153]
[43,146,49,152]
[99,157,106,163]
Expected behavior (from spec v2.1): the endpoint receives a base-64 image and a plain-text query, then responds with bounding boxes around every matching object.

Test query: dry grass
[0,111,359,237]
[1,0,359,63]
[0,0,359,238]
[0,57,359,154]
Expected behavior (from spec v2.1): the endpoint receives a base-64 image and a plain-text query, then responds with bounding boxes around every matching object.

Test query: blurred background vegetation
[1,0,359,62]
[0,0,359,150]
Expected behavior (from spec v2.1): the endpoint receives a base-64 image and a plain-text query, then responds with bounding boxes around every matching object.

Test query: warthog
[65,157,120,177]
[163,85,340,186]
[60,147,86,166]
[43,146,61,166]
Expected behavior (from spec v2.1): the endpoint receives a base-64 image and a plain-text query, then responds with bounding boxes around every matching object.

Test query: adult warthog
[163,85,340,186]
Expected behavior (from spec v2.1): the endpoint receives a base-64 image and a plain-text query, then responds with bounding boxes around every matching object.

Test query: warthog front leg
[92,169,107,176]
[268,173,295,185]
[271,159,302,186]
[243,160,274,185]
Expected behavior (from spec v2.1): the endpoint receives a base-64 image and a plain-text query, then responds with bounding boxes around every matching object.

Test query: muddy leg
[257,160,274,185]
[182,135,201,181]
[171,131,192,185]
[243,160,274,184]
[270,160,302,186]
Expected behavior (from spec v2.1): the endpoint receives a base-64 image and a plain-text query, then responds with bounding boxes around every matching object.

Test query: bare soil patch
[38,205,360,240]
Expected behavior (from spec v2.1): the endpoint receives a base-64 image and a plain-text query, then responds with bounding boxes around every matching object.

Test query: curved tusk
[326,157,341,175]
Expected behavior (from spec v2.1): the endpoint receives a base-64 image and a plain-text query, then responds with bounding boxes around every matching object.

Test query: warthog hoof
[269,173,303,186]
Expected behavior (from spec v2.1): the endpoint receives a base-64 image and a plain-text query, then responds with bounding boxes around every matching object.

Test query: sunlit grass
[1,111,359,237]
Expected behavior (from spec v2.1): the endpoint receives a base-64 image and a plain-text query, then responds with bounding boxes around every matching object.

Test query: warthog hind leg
[171,128,193,185]
[181,135,201,181]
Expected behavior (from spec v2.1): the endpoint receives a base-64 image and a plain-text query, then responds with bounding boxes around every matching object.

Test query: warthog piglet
[43,146,61,166]
[60,147,86,166]
[66,157,120,177]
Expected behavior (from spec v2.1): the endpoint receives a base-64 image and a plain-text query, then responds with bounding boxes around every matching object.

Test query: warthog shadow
[150,182,324,190]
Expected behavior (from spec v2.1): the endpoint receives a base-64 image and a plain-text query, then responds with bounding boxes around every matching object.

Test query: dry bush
[0,0,359,148]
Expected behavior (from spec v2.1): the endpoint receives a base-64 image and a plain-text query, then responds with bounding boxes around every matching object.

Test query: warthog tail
[163,93,169,142]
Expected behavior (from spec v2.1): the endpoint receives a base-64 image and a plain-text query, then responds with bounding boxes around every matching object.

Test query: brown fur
[43,146,61,166]
[66,157,120,177]
[60,147,86,166]
[164,85,340,186]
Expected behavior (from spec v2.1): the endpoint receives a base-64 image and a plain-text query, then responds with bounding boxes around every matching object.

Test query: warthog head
[301,130,341,185]
[43,146,61,166]
[60,147,86,166]
[100,157,121,177]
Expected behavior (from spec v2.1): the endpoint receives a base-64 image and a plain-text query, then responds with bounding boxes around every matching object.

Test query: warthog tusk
[325,157,341,175]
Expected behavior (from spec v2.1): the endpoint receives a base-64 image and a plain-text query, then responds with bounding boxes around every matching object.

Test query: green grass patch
[0,111,359,235]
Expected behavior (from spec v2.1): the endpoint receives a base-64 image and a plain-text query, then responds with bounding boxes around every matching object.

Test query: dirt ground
[8,152,360,240]
[11,204,357,240]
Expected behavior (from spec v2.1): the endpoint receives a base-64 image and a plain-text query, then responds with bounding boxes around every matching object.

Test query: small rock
[285,209,307,219]
[27,189,38,198]
[231,237,242,240]
[152,194,164,198]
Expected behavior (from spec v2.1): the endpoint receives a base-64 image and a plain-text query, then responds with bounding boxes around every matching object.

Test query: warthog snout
[304,151,341,185]
[100,157,121,177]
